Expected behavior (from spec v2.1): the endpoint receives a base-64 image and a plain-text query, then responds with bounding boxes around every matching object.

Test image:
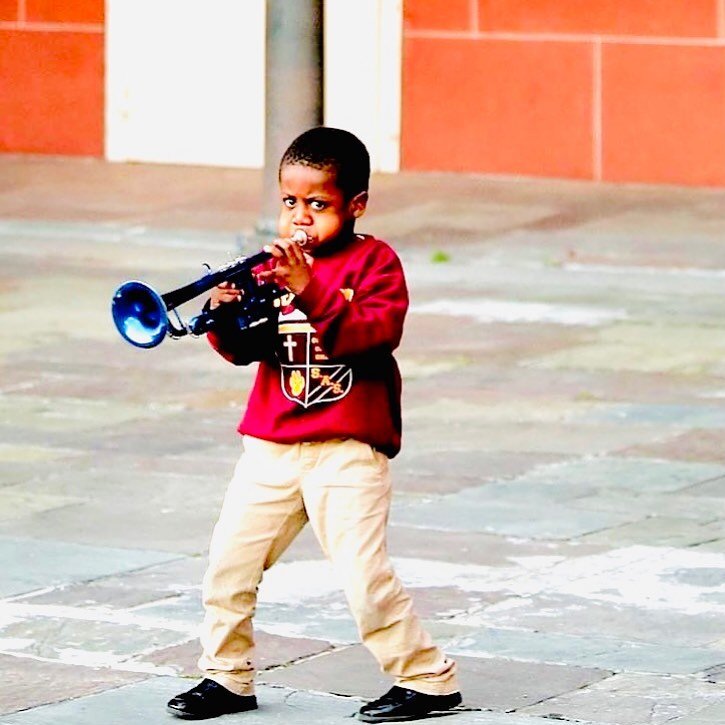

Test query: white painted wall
[105,0,401,171]
[324,0,402,172]
[106,0,266,167]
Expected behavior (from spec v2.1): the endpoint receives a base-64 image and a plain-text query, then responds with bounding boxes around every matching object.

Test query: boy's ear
[350,191,368,219]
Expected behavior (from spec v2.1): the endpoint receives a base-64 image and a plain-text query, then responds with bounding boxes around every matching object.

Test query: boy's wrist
[286,272,313,296]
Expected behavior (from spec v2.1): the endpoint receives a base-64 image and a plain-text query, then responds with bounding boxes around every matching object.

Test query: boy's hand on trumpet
[259,236,314,295]
[209,281,242,310]
[209,232,312,310]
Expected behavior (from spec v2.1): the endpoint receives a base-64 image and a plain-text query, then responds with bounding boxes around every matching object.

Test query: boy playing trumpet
[167,127,461,722]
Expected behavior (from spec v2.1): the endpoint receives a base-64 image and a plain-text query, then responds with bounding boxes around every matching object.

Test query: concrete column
[255,0,324,241]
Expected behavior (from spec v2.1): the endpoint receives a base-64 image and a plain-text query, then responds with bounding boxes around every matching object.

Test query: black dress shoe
[357,686,462,722]
[167,679,258,720]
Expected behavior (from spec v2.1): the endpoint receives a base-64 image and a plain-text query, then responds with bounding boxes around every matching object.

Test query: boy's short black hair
[279,127,370,200]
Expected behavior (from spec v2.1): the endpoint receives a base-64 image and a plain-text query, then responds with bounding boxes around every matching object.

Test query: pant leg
[198,437,307,696]
[302,439,459,696]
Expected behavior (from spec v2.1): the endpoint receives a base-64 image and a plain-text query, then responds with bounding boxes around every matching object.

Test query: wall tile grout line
[593,38,603,183]
[0,21,104,33]
[405,29,725,47]
[470,0,479,33]
[17,0,25,23]
[719,0,725,37]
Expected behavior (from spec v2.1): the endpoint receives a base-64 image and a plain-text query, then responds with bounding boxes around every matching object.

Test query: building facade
[1,1,724,186]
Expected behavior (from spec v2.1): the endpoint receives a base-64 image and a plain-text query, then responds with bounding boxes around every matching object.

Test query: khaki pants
[198,436,458,697]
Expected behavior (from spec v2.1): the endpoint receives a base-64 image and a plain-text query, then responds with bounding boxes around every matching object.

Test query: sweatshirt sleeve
[293,244,409,359]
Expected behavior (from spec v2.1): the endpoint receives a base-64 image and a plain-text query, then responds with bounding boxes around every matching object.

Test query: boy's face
[278,163,367,253]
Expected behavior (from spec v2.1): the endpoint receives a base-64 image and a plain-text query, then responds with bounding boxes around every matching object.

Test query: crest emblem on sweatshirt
[277,310,353,408]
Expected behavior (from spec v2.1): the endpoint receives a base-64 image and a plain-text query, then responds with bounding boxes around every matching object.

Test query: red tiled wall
[603,44,725,187]
[0,0,18,21]
[405,0,472,32]
[0,1,104,156]
[477,0,718,37]
[404,38,594,178]
[403,0,725,186]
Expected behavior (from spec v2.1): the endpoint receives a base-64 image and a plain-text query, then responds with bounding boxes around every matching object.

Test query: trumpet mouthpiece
[292,230,309,247]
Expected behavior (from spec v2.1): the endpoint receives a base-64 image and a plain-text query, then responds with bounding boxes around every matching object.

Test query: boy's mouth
[291,229,312,248]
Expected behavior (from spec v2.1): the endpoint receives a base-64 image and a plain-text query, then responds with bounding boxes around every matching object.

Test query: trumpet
[111,231,307,348]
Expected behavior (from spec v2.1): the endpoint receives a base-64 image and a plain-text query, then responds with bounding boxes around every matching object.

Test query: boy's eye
[310,200,327,211]
[283,197,296,208]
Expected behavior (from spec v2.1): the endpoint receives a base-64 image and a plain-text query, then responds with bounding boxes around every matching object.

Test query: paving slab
[386,526,608,567]
[685,476,725,497]
[0,536,182,597]
[702,663,725,684]
[521,672,725,725]
[258,645,611,711]
[504,457,725,494]
[623,430,725,464]
[389,450,567,495]
[448,627,725,675]
[0,394,168,434]
[579,404,725,430]
[0,488,82,522]
[15,555,206,609]
[569,491,723,523]
[391,491,640,539]
[0,679,361,725]
[402,585,498,619]
[144,630,334,677]
[1,676,558,725]
[578,516,721,548]
[0,457,239,554]
[667,701,725,724]
[0,654,146,716]
[254,595,359,644]
[690,528,725,554]
[0,613,190,668]
[526,324,725,377]
[402,419,667,457]
[464,593,723,648]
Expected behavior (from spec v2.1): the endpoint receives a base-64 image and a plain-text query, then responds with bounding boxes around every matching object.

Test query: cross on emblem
[283,334,297,361]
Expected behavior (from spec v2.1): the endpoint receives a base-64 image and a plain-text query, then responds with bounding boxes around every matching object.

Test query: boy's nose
[291,208,312,225]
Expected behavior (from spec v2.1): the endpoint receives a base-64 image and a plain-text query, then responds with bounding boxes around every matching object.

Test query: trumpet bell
[111,281,169,348]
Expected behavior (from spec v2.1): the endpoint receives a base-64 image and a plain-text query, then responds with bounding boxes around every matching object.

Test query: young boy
[167,127,461,722]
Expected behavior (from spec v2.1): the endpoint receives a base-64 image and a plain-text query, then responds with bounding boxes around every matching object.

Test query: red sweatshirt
[207,234,409,458]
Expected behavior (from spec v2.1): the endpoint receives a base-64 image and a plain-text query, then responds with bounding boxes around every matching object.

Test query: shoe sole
[166,705,258,720]
[356,710,462,723]
[167,707,205,720]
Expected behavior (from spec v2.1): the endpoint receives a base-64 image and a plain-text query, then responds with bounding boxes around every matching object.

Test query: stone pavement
[0,155,724,724]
